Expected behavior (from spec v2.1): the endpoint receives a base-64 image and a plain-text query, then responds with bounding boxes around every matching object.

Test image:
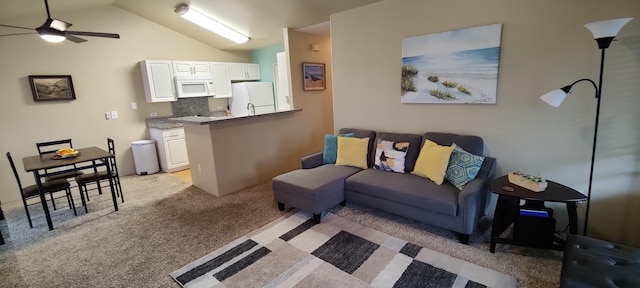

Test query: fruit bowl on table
[52,148,80,159]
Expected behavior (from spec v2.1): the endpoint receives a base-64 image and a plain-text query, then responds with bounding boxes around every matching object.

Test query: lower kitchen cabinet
[149,127,189,172]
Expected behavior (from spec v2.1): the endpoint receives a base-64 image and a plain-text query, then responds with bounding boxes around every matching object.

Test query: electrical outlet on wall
[105,112,111,119]
[150,112,158,117]
[111,111,119,119]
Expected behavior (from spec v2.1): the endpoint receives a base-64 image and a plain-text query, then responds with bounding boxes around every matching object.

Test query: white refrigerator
[229,82,276,116]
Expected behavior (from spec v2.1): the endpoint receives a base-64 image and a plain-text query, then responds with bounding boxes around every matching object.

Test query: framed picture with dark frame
[28,75,76,102]
[302,62,326,91]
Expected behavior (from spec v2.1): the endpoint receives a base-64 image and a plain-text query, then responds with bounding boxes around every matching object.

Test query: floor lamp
[540,18,632,236]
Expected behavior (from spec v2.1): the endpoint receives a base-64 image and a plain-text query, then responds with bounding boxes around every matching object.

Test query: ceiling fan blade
[50,19,71,31]
[65,34,87,43]
[0,24,35,31]
[67,31,120,39]
[0,32,37,37]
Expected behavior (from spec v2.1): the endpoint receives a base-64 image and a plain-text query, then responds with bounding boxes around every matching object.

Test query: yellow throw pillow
[412,140,454,185]
[335,137,369,169]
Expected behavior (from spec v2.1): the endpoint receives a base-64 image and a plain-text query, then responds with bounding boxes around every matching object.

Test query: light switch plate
[111,110,119,119]
[105,112,111,119]
[131,102,137,110]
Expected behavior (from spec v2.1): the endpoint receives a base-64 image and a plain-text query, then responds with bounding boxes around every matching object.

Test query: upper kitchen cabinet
[140,60,176,103]
[211,62,232,98]
[228,62,261,81]
[172,61,212,77]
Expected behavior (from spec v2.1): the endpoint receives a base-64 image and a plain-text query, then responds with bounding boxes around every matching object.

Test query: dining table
[22,146,118,230]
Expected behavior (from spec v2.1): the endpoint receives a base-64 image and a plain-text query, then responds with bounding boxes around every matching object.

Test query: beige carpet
[171,210,517,287]
[0,173,563,287]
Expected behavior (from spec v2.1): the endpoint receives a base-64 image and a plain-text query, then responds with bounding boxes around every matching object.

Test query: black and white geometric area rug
[170,211,516,288]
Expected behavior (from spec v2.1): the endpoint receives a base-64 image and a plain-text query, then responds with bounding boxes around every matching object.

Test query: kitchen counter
[168,109,302,125]
[146,117,183,129]
[168,108,303,197]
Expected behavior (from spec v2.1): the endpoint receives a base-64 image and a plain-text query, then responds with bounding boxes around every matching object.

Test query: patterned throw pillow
[445,144,486,190]
[374,139,409,173]
[322,133,355,164]
[411,140,454,185]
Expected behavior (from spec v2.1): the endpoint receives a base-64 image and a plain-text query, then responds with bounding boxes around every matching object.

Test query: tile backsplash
[171,97,210,117]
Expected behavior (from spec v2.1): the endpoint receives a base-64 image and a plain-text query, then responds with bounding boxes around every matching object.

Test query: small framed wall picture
[28,75,76,102]
[302,62,326,91]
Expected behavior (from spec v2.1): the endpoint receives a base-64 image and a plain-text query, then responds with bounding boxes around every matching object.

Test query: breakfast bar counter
[168,109,302,125]
[169,109,303,197]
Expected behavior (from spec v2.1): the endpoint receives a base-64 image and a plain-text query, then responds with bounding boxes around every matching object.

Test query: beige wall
[285,29,335,144]
[331,0,640,245]
[0,4,250,203]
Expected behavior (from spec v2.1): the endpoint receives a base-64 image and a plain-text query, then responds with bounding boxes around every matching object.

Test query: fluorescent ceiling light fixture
[175,5,249,44]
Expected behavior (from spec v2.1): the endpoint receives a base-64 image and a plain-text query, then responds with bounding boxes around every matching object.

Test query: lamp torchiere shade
[585,18,633,39]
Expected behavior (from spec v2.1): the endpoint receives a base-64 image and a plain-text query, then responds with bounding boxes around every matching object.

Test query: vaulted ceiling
[0,0,382,51]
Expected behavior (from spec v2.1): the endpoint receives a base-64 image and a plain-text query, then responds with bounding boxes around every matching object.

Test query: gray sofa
[275,128,496,244]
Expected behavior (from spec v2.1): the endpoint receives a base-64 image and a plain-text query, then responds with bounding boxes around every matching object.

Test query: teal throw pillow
[445,144,485,190]
[323,133,355,164]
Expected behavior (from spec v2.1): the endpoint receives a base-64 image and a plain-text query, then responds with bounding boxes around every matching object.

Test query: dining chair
[75,138,123,212]
[6,152,77,228]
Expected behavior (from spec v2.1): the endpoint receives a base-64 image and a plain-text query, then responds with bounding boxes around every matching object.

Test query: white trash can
[131,140,160,175]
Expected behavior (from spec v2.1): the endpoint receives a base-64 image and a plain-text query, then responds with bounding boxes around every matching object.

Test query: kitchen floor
[171,169,192,183]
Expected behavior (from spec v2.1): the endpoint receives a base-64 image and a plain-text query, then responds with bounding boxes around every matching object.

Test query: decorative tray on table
[507,172,548,192]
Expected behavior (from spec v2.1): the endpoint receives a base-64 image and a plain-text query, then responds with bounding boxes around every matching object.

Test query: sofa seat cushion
[345,169,459,216]
[273,164,362,197]
[272,165,362,214]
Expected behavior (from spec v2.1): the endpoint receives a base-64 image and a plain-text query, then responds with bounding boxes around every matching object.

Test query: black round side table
[489,175,587,253]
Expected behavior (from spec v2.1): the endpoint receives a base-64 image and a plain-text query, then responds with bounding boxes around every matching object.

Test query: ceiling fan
[0,0,120,43]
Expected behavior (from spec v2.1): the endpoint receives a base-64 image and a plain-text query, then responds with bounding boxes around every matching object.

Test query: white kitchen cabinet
[140,60,176,103]
[172,61,212,77]
[228,62,260,81]
[211,62,232,98]
[149,127,189,173]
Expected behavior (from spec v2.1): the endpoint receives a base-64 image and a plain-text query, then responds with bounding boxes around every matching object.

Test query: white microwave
[175,76,215,98]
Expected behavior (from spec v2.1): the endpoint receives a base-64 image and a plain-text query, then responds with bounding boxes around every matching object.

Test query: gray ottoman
[561,234,640,287]
[272,165,361,223]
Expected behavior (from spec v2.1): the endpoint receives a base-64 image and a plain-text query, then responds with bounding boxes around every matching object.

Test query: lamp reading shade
[540,89,567,107]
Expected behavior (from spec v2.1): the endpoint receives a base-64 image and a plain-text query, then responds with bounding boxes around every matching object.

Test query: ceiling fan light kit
[37,28,66,43]
[0,0,120,43]
[175,4,249,44]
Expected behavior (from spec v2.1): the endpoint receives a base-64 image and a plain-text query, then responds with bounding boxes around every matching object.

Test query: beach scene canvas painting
[401,23,502,104]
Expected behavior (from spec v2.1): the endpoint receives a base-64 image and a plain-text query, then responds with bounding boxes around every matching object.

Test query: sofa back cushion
[339,128,377,167]
[375,132,423,172]
[423,132,484,156]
